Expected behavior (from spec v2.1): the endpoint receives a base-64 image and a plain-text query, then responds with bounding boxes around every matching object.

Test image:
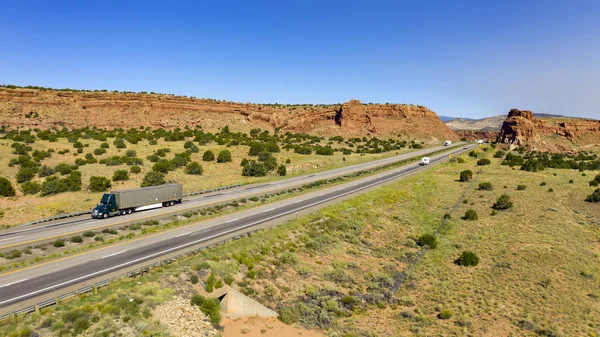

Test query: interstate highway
[0,144,474,310]
[0,144,462,250]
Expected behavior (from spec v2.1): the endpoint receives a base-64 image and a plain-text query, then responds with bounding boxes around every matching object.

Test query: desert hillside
[497,109,600,152]
[0,87,457,141]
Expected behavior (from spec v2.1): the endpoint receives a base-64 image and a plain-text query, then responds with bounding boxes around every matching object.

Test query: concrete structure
[210,286,278,318]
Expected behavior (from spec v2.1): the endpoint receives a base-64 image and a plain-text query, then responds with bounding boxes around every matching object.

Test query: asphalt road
[0,145,460,250]
[0,145,474,310]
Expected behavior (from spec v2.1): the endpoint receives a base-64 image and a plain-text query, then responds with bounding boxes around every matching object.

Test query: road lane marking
[0,236,21,242]
[0,279,29,288]
[224,218,239,223]
[0,146,470,306]
[176,232,191,238]
[101,251,126,259]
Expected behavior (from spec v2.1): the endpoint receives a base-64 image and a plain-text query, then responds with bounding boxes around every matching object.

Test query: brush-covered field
[1,146,599,337]
[0,126,424,227]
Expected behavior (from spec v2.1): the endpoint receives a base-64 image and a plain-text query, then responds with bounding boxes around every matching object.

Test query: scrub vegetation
[1,148,598,336]
[0,125,427,226]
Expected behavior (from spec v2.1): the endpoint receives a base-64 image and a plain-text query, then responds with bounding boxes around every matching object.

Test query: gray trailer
[92,184,183,219]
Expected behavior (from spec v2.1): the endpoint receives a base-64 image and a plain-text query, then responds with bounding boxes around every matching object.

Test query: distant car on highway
[463,145,468,149]
[420,157,430,165]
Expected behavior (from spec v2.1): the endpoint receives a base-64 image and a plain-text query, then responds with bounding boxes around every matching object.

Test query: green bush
[83,231,95,237]
[492,193,513,210]
[456,157,465,163]
[202,150,215,161]
[417,234,438,249]
[186,162,203,175]
[93,148,106,155]
[439,310,453,320]
[100,142,109,149]
[16,167,36,183]
[70,235,83,243]
[112,169,129,181]
[53,239,65,248]
[190,275,199,284]
[477,182,493,190]
[21,180,41,195]
[242,161,268,177]
[476,158,491,166]
[585,188,600,203]
[0,177,16,197]
[38,165,55,177]
[493,150,506,158]
[205,273,216,292]
[277,164,287,176]
[540,181,547,186]
[152,159,173,173]
[125,149,137,158]
[89,176,112,192]
[516,184,527,190]
[457,251,479,266]
[141,171,166,187]
[191,294,221,326]
[463,209,478,220]
[217,150,232,163]
[459,170,473,182]
[113,138,126,148]
[130,165,141,174]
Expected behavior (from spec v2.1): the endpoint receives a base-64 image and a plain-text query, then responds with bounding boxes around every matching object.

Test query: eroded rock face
[0,88,457,140]
[454,130,500,142]
[497,108,600,151]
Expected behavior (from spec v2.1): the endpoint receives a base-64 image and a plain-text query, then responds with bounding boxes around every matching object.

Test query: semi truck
[92,184,183,219]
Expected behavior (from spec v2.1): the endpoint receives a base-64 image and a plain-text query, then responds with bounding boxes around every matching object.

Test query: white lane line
[294,199,304,203]
[0,148,464,306]
[0,279,29,288]
[101,251,126,259]
[0,236,21,242]
[176,232,191,238]
[224,218,239,223]
[263,208,274,212]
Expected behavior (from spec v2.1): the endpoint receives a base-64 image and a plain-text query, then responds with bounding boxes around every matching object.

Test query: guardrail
[15,184,245,228]
[0,227,265,321]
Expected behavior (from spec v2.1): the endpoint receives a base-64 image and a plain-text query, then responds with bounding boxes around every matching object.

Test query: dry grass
[0,137,417,227]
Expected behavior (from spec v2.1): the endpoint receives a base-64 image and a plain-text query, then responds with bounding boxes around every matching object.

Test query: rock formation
[0,87,457,141]
[497,108,600,151]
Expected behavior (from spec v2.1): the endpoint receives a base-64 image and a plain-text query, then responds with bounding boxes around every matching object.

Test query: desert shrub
[141,171,166,187]
[186,162,203,175]
[53,239,65,248]
[459,170,473,182]
[568,179,574,184]
[100,142,109,149]
[125,149,137,158]
[457,251,479,266]
[315,146,334,156]
[417,234,438,249]
[21,180,41,195]
[152,159,173,173]
[190,275,199,284]
[493,150,506,158]
[242,161,268,177]
[130,165,141,174]
[40,171,82,196]
[548,188,554,192]
[171,153,190,167]
[585,189,600,203]
[113,138,126,148]
[217,150,232,163]
[492,194,513,210]
[463,209,478,220]
[477,158,491,166]
[16,166,36,183]
[516,184,527,190]
[456,157,465,163]
[277,164,287,176]
[112,169,129,181]
[240,158,249,167]
[93,148,106,155]
[540,181,547,186]
[70,235,83,243]
[477,182,493,190]
[439,310,453,320]
[83,231,95,237]
[202,150,215,161]
[0,177,16,197]
[89,176,111,192]
[38,165,55,177]
[190,294,221,326]
[205,273,217,292]
[294,146,312,155]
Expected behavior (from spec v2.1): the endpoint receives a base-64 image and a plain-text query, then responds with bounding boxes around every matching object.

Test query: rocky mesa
[497,108,600,151]
[0,87,457,141]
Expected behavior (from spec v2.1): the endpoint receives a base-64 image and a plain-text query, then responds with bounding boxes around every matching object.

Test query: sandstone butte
[0,87,457,141]
[497,108,600,152]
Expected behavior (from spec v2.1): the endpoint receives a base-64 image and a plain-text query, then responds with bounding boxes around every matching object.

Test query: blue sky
[1,0,599,119]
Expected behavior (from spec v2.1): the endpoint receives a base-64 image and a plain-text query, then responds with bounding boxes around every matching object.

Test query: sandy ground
[221,317,324,337]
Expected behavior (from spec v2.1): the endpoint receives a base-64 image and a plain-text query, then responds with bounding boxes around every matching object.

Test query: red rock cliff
[0,88,457,140]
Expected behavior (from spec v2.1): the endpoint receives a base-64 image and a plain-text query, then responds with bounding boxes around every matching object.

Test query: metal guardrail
[0,228,265,321]
[15,184,244,228]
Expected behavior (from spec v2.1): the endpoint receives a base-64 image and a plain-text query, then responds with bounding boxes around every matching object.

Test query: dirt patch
[221,317,324,337]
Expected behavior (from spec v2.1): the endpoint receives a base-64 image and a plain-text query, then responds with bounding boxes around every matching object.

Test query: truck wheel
[103,213,108,219]
[169,201,175,206]
[127,209,132,214]
[120,210,126,216]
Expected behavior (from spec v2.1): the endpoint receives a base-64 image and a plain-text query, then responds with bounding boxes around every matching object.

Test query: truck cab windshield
[99,194,112,206]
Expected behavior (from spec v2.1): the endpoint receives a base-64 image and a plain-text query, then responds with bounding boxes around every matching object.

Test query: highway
[0,145,460,250]
[0,144,474,311]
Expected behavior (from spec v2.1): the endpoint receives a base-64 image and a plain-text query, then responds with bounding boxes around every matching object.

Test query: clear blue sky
[1,0,599,119]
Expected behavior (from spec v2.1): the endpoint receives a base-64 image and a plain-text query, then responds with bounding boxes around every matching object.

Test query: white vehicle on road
[420,157,430,165]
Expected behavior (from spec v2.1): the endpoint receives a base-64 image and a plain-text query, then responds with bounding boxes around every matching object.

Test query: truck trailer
[92,184,183,219]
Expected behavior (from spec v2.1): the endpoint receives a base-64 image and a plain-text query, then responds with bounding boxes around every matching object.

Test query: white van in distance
[444,140,452,146]
[420,157,430,165]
